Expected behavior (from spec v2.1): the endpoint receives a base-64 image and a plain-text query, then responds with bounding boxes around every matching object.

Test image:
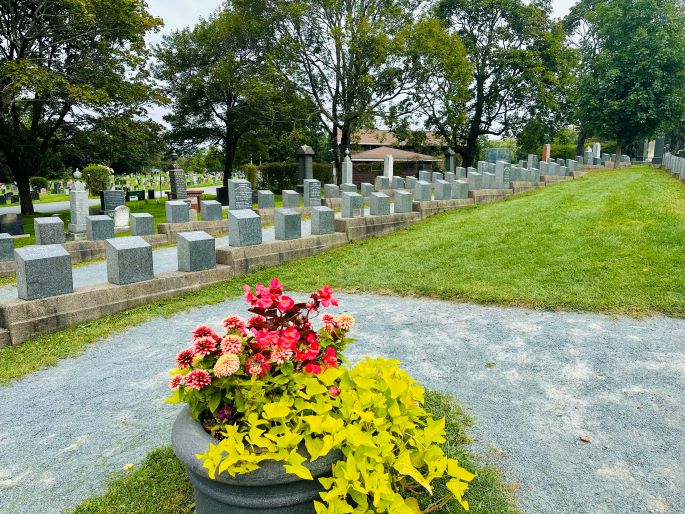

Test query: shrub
[168,279,475,512]
[241,164,259,189]
[29,176,49,190]
[82,164,112,195]
[549,144,577,160]
[258,162,332,192]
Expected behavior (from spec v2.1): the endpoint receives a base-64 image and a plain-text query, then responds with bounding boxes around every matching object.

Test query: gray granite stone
[495,161,512,188]
[257,190,275,209]
[69,189,89,235]
[432,172,443,183]
[0,213,24,236]
[467,171,482,190]
[559,166,568,176]
[548,162,560,176]
[452,180,469,199]
[567,159,577,173]
[443,172,456,183]
[324,184,340,198]
[482,172,496,189]
[228,209,262,247]
[177,231,216,272]
[539,161,549,174]
[415,180,432,201]
[275,208,302,240]
[341,192,363,218]
[370,192,390,215]
[34,217,65,245]
[455,167,466,178]
[311,206,334,235]
[200,200,223,221]
[296,145,314,182]
[101,190,125,214]
[130,213,154,236]
[405,177,417,190]
[15,244,73,300]
[230,179,252,210]
[0,233,14,261]
[106,236,153,285]
[340,183,357,193]
[434,180,452,200]
[361,183,374,197]
[418,170,431,182]
[282,190,301,208]
[86,215,114,240]
[303,179,321,207]
[391,176,405,189]
[393,190,413,213]
[375,176,390,190]
[477,161,488,174]
[165,200,190,224]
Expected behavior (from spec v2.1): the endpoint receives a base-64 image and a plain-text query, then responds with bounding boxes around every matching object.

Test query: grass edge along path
[71,391,519,514]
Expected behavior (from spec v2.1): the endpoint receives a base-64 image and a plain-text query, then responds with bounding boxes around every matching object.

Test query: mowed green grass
[1,166,683,384]
[268,166,685,316]
[71,392,518,514]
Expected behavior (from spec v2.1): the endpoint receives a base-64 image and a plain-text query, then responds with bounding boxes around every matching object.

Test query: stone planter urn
[172,407,341,513]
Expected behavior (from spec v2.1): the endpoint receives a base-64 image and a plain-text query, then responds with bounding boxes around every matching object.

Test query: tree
[154,0,310,186]
[437,0,572,166]
[0,0,161,214]
[273,0,424,179]
[569,0,685,165]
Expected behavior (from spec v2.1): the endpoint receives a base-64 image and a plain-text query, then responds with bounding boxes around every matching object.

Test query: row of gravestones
[661,152,685,179]
[9,230,217,300]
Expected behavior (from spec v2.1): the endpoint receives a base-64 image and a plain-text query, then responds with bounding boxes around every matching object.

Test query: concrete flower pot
[172,407,341,513]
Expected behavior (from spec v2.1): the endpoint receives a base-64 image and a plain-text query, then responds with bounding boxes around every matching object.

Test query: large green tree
[0,0,161,214]
[154,0,312,185]
[273,0,424,177]
[437,0,571,166]
[569,0,685,164]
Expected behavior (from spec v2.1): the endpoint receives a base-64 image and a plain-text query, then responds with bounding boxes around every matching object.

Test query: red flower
[315,286,338,308]
[268,277,283,295]
[193,336,217,357]
[248,314,265,326]
[251,328,279,350]
[246,353,271,376]
[278,296,295,311]
[192,325,218,340]
[304,341,320,360]
[323,347,338,367]
[243,284,258,305]
[185,369,211,390]
[282,326,300,345]
[169,375,183,390]
[328,386,340,398]
[305,363,322,374]
[176,348,195,369]
[321,313,336,331]
[223,315,246,332]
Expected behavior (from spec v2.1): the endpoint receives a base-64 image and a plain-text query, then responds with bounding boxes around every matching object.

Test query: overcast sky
[144,0,578,123]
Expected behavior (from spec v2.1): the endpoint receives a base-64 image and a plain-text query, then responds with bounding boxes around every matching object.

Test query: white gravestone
[383,154,394,179]
[113,205,131,229]
[341,149,353,184]
[68,169,89,239]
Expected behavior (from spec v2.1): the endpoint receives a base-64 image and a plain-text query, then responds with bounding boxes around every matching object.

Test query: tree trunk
[575,127,587,157]
[460,133,479,169]
[614,140,621,169]
[223,135,236,187]
[331,128,341,185]
[15,168,35,215]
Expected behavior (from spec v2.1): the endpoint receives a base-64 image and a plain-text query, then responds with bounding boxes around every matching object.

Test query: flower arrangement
[168,278,475,512]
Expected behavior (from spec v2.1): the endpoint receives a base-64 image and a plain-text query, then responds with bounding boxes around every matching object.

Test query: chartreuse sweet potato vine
[195,358,475,513]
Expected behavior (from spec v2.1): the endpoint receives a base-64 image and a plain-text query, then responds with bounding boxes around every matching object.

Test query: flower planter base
[172,407,340,514]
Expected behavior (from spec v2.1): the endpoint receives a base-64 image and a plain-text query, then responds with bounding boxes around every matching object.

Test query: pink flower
[328,385,340,398]
[176,348,195,369]
[220,334,243,355]
[323,347,338,367]
[251,328,279,350]
[282,326,300,345]
[278,296,295,311]
[305,363,322,375]
[336,314,355,331]
[169,375,183,390]
[223,316,246,332]
[248,315,265,326]
[193,336,217,357]
[270,346,293,364]
[243,284,258,305]
[246,354,271,377]
[192,325,217,340]
[185,369,211,390]
[321,313,336,331]
[304,341,320,361]
[268,277,283,295]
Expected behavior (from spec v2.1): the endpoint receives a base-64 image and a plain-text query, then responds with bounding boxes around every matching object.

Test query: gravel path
[2,295,684,514]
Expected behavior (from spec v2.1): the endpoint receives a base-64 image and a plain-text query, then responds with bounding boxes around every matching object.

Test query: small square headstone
[282,190,301,208]
[34,217,65,245]
[455,167,466,178]
[303,179,321,207]
[432,172,443,183]
[0,213,24,236]
[341,192,363,218]
[275,208,302,240]
[418,170,431,182]
[405,176,418,190]
[434,180,452,200]
[415,181,432,201]
[393,190,413,213]
[257,190,275,209]
[166,200,190,224]
[230,179,252,210]
[451,180,469,199]
[86,215,114,240]
[370,192,390,215]
[361,183,374,197]
[340,183,357,193]
[130,213,154,236]
[228,209,262,247]
[374,176,391,190]
[391,176,405,190]
[201,200,223,221]
[177,231,216,272]
[443,172,456,183]
[106,236,153,285]
[311,206,334,235]
[0,233,14,261]
[324,184,340,198]
[15,244,73,300]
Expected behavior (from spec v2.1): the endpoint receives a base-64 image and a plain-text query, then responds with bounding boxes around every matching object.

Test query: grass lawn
[71,391,518,514]
[2,165,684,384]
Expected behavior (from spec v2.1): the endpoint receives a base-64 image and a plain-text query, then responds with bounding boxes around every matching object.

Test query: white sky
[144,0,578,123]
